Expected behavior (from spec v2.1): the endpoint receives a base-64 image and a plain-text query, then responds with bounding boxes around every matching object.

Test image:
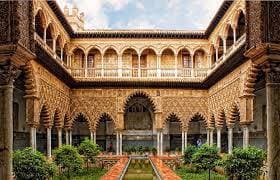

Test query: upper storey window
[182,52,191,68]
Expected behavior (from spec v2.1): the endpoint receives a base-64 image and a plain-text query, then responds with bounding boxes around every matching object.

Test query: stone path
[101,157,129,180]
[150,156,182,180]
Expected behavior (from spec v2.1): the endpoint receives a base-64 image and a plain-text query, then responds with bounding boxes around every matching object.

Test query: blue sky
[57,0,223,30]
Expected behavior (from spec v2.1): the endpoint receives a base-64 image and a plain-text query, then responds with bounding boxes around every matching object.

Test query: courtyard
[0,0,280,179]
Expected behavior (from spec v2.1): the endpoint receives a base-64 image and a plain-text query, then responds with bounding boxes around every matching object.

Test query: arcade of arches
[1,0,280,180]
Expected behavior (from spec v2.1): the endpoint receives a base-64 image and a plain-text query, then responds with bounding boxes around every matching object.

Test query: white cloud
[135,1,145,11]
[57,0,224,30]
[105,0,130,11]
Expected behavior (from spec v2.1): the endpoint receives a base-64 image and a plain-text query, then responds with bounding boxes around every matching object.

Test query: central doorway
[123,93,156,148]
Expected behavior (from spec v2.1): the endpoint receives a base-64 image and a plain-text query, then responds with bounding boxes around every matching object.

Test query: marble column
[58,128,62,148]
[69,130,72,146]
[0,61,19,179]
[116,131,119,155]
[215,47,219,62]
[265,66,280,178]
[138,55,141,77]
[93,131,96,144]
[181,131,185,154]
[90,131,94,142]
[65,129,69,145]
[175,54,178,77]
[228,126,233,154]
[120,132,123,156]
[47,128,52,158]
[206,129,210,145]
[184,131,187,148]
[242,125,249,148]
[210,128,214,145]
[217,127,222,152]
[160,131,163,156]
[30,126,37,150]
[157,131,160,155]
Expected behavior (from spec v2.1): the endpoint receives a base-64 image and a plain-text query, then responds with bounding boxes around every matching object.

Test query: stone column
[138,55,141,77]
[93,131,96,144]
[242,125,249,148]
[206,129,210,145]
[60,47,63,61]
[58,128,62,148]
[228,126,233,154]
[215,47,219,62]
[0,60,19,179]
[65,129,69,145]
[265,65,280,178]
[233,26,237,45]
[43,28,47,43]
[184,131,187,148]
[181,131,185,154]
[157,131,160,155]
[84,53,88,77]
[116,131,119,155]
[69,130,72,146]
[30,126,37,150]
[90,131,94,142]
[120,132,123,156]
[160,131,163,156]
[175,54,178,77]
[47,128,52,158]
[210,128,214,145]
[216,127,222,152]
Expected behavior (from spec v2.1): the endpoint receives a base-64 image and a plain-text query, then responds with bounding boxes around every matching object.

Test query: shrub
[13,147,57,180]
[183,145,197,164]
[53,145,84,178]
[191,144,220,179]
[222,146,266,180]
[78,138,101,168]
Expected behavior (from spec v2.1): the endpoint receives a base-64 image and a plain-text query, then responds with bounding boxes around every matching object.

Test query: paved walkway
[101,157,129,180]
[150,156,182,180]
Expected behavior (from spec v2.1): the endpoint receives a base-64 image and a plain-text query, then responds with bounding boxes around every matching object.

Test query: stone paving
[150,156,182,180]
[101,157,129,180]
[101,155,181,180]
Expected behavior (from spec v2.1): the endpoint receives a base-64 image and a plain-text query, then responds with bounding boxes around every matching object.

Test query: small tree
[184,145,197,164]
[191,144,220,180]
[53,145,84,178]
[222,146,266,180]
[78,138,101,168]
[13,147,57,180]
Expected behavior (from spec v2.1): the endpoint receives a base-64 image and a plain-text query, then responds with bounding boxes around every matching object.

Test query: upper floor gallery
[31,0,246,82]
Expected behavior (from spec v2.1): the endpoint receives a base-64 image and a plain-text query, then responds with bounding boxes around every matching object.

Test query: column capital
[0,60,20,86]
[263,62,280,84]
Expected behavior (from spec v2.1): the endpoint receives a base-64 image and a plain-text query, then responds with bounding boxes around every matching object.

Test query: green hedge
[13,147,57,180]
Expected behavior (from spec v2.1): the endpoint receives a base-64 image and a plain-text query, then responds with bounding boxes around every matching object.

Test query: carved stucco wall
[31,61,71,128]
[69,89,208,131]
[208,60,253,127]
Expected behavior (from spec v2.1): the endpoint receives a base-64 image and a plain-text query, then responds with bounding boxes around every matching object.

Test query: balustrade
[34,32,246,80]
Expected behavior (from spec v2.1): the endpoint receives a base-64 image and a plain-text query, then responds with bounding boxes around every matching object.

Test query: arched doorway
[164,113,182,152]
[188,113,207,147]
[72,113,90,146]
[96,113,115,153]
[123,93,156,148]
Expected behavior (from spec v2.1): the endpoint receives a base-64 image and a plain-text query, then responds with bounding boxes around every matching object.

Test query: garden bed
[54,168,107,180]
